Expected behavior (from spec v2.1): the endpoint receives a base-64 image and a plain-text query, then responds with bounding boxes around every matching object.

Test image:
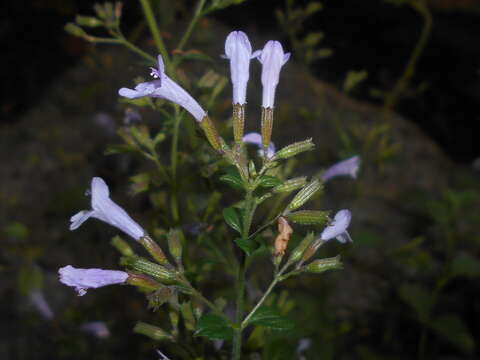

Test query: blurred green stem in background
[384,0,432,112]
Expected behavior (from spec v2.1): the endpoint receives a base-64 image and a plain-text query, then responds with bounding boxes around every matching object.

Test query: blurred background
[1,0,480,359]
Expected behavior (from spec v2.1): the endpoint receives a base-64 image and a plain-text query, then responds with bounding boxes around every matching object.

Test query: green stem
[169,109,183,223]
[241,261,290,329]
[173,0,206,64]
[93,37,156,62]
[232,191,256,360]
[139,0,171,69]
[384,0,432,112]
[179,276,228,321]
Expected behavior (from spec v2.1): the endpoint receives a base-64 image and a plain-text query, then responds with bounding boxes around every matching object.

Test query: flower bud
[273,177,307,193]
[305,255,343,273]
[64,23,87,37]
[288,179,323,210]
[167,229,183,266]
[75,15,103,27]
[139,235,169,265]
[287,210,329,225]
[273,138,315,160]
[288,232,315,263]
[111,235,135,256]
[133,322,173,341]
[248,160,257,178]
[120,256,176,283]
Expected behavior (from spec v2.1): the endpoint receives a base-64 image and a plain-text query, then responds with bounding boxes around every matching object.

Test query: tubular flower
[119,55,206,122]
[223,31,255,105]
[243,132,275,158]
[70,177,145,241]
[322,155,361,182]
[59,265,128,296]
[320,209,352,243]
[255,40,290,108]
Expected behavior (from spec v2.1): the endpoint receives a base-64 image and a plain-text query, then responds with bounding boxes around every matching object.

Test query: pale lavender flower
[80,321,110,338]
[29,290,54,320]
[59,265,128,296]
[243,132,275,158]
[322,155,360,182]
[320,209,352,243]
[255,40,290,108]
[70,177,145,241]
[222,31,254,105]
[119,55,206,122]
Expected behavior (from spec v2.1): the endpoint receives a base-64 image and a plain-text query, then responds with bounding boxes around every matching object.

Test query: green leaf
[235,237,258,255]
[451,253,480,278]
[431,314,475,353]
[247,306,294,331]
[258,175,282,188]
[75,15,103,27]
[17,266,43,295]
[4,222,29,240]
[195,314,233,340]
[220,173,244,190]
[398,283,433,323]
[223,207,242,233]
[129,173,150,194]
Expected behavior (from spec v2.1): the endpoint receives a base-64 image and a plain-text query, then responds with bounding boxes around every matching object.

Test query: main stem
[232,191,255,360]
[170,108,182,223]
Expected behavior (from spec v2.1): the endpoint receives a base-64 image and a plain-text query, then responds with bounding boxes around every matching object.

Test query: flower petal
[70,210,94,230]
[322,155,361,182]
[59,265,128,296]
[243,132,275,158]
[320,209,352,241]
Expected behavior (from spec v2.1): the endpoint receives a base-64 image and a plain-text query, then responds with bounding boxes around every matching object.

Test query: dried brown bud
[273,217,293,256]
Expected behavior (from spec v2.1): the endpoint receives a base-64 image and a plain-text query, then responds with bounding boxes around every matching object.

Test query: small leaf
[258,175,282,188]
[153,132,166,145]
[195,314,233,340]
[431,314,475,353]
[247,306,294,331]
[75,15,103,27]
[223,207,242,233]
[398,283,433,323]
[129,173,150,194]
[220,173,244,190]
[451,253,480,278]
[235,237,258,255]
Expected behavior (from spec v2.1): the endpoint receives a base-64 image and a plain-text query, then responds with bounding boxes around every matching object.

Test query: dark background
[3,0,480,162]
[2,1,480,359]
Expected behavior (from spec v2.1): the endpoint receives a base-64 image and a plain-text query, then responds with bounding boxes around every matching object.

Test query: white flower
[322,156,361,182]
[243,132,275,158]
[223,31,255,105]
[320,209,352,243]
[119,55,206,122]
[59,265,128,296]
[255,40,290,108]
[70,177,145,241]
